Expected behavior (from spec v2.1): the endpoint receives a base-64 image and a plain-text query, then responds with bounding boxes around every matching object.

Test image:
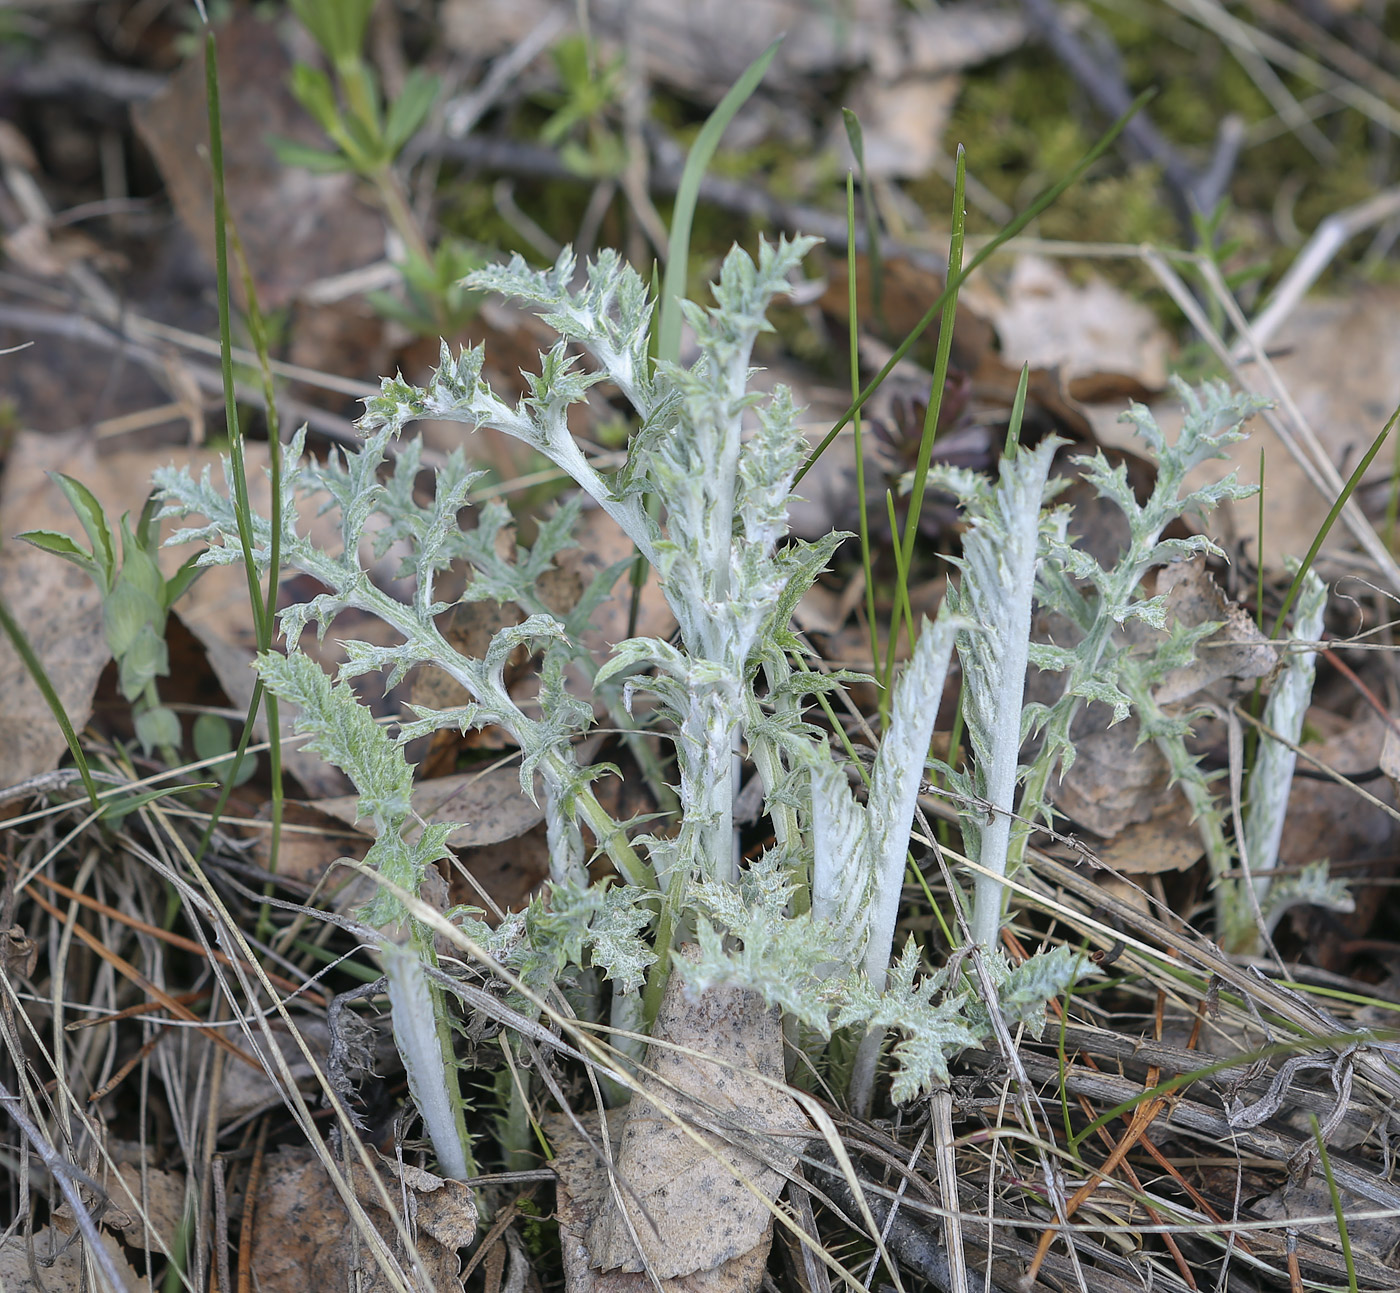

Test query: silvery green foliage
[931,437,1069,948]
[994,380,1343,953]
[249,649,475,1179]
[1029,379,1263,774]
[359,238,834,894]
[836,945,981,1104]
[686,859,982,1102]
[1261,859,1353,936]
[254,650,455,930]
[962,945,1089,1039]
[382,944,472,1181]
[808,611,959,984]
[459,876,658,1002]
[155,427,624,889]
[1236,566,1349,947]
[1108,567,1337,954]
[156,237,1095,1112]
[1020,380,1263,861]
[922,379,1267,953]
[1244,566,1326,898]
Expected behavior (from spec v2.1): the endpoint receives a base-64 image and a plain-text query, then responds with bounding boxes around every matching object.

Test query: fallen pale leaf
[989,255,1172,399]
[94,1146,187,1242]
[1050,717,1172,840]
[1381,724,1400,785]
[0,1221,151,1293]
[315,764,546,849]
[552,1108,771,1293]
[1086,287,1400,574]
[841,75,960,180]
[1149,559,1276,705]
[582,945,809,1281]
[1097,808,1204,875]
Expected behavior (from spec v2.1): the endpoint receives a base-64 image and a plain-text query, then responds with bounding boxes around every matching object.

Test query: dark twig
[1,54,164,107]
[808,1145,1015,1293]
[422,131,945,274]
[0,302,363,447]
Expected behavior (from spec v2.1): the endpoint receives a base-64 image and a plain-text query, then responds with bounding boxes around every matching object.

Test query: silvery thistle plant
[1014,383,1266,902]
[926,379,1345,960]
[156,235,1091,1168]
[1238,564,1350,945]
[933,435,1072,951]
[1127,559,1349,954]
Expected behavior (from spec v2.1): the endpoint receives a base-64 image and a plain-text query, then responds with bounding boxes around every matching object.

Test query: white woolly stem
[849,610,959,1117]
[1240,568,1327,915]
[382,940,473,1181]
[958,441,1061,949]
[862,609,960,988]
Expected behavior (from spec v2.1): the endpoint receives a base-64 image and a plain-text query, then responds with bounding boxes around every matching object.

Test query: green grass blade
[197,25,288,878]
[881,490,918,693]
[220,213,287,882]
[1255,448,1266,629]
[1005,363,1030,459]
[847,173,880,693]
[0,591,101,813]
[100,781,216,822]
[1312,1113,1358,1293]
[882,146,966,685]
[1270,398,1399,638]
[655,36,782,364]
[204,30,267,650]
[842,108,883,326]
[796,88,1156,486]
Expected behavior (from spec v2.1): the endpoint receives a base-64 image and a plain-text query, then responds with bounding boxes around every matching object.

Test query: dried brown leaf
[250,1145,476,1293]
[580,946,809,1281]
[0,1221,151,1293]
[1149,559,1276,704]
[316,765,546,850]
[94,1149,187,1241]
[1051,718,1172,840]
[1097,806,1204,875]
[552,1108,772,1293]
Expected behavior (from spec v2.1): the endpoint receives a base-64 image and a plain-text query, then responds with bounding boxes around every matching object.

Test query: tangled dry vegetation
[6,2,1400,1292]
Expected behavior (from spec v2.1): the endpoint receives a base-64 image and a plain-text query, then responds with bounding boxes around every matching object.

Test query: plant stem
[382,930,478,1185]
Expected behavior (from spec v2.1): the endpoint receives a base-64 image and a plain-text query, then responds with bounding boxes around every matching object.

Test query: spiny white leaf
[1245,565,1327,884]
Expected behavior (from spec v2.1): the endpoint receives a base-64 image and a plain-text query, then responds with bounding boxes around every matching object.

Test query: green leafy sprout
[277,0,483,335]
[19,481,204,765]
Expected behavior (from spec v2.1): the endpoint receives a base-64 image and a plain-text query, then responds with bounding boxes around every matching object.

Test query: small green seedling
[279,0,438,181]
[20,480,202,763]
[191,711,257,790]
[540,34,626,180]
[276,0,484,335]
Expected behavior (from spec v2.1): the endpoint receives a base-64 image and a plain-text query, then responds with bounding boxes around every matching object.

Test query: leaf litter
[247,1146,477,1293]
